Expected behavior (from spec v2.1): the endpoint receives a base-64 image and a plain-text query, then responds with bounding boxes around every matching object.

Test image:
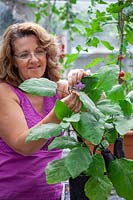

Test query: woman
[0,22,88,200]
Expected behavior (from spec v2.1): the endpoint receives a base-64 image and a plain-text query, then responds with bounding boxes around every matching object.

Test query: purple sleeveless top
[0,85,63,200]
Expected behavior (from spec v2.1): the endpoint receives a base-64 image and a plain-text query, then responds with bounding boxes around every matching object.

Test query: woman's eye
[19,53,29,59]
[36,49,45,54]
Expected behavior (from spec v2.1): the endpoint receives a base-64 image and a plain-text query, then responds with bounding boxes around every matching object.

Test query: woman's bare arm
[0,83,60,156]
[0,82,81,156]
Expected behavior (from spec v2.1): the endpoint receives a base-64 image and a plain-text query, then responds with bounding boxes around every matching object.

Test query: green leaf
[89,89,103,103]
[79,92,103,120]
[109,158,133,200]
[119,99,133,116]
[19,78,57,96]
[70,0,76,3]
[63,113,80,123]
[107,84,125,102]
[65,53,79,65]
[91,20,103,32]
[81,76,99,91]
[26,123,62,142]
[54,100,72,120]
[65,147,92,178]
[85,175,112,200]
[95,64,119,91]
[45,157,71,184]
[97,99,122,115]
[107,2,124,13]
[127,91,133,102]
[126,30,133,44]
[76,44,82,52]
[81,76,102,102]
[60,122,70,129]
[87,154,105,177]
[86,37,99,47]
[104,127,118,144]
[115,117,133,135]
[85,57,104,68]
[28,2,38,8]
[48,136,81,151]
[85,28,94,37]
[72,112,104,145]
[35,12,41,23]
[101,40,114,51]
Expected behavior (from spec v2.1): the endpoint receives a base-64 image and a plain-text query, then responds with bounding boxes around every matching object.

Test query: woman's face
[13,35,47,80]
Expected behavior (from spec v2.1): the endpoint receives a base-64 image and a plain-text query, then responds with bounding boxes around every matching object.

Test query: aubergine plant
[19,64,133,200]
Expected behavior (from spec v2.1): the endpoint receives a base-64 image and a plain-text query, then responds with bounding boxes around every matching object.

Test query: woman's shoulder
[57,79,68,99]
[0,82,19,102]
[0,82,11,93]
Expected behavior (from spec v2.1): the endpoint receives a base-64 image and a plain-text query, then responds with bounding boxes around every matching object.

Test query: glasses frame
[14,47,46,61]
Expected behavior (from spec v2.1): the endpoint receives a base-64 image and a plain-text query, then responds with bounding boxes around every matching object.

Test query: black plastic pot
[69,174,90,200]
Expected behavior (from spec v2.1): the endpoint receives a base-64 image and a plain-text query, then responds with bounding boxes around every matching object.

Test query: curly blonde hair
[0,22,62,86]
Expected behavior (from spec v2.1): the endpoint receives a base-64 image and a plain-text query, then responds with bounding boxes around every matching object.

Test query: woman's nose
[29,53,39,62]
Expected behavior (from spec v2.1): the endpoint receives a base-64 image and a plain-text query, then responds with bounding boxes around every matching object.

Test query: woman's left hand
[61,90,82,113]
[67,68,90,89]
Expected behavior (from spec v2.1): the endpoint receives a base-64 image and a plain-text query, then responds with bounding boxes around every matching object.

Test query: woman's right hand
[61,91,82,113]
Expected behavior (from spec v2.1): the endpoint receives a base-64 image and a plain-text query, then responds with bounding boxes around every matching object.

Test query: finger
[76,69,90,83]
[70,93,82,112]
[61,92,78,108]
[74,101,82,113]
[71,100,82,113]
[68,69,90,88]
[68,72,78,88]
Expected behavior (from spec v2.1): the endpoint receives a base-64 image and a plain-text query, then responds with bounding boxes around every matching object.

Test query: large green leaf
[65,147,92,178]
[72,112,105,145]
[19,78,57,96]
[85,175,112,200]
[119,99,133,116]
[48,136,81,151]
[79,92,103,120]
[81,75,99,92]
[108,158,133,200]
[95,64,119,91]
[97,99,122,115]
[107,84,125,102]
[87,154,105,177]
[87,88,103,103]
[26,123,63,142]
[45,157,71,184]
[54,100,73,120]
[115,118,133,135]
[80,75,103,102]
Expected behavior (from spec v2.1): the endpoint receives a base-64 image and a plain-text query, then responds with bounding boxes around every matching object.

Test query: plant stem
[117,0,125,71]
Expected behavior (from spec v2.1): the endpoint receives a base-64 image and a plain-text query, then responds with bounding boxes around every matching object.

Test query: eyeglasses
[14,48,46,60]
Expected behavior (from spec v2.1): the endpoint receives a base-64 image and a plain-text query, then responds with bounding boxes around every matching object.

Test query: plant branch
[117,0,125,71]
